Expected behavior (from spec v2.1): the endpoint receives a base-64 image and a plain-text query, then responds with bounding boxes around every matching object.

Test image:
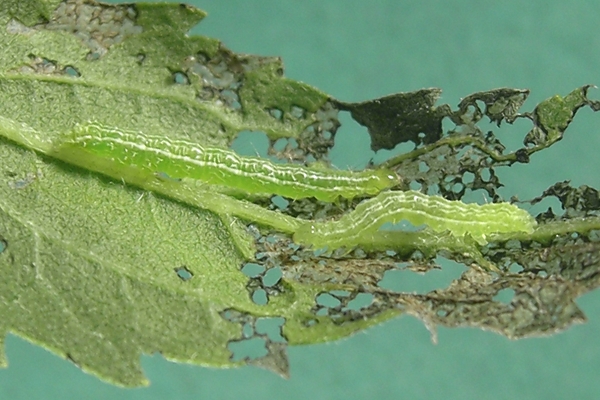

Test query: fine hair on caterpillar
[54,122,398,202]
[293,190,537,249]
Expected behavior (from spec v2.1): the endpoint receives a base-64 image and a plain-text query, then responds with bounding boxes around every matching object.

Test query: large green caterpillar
[293,190,537,249]
[52,122,398,202]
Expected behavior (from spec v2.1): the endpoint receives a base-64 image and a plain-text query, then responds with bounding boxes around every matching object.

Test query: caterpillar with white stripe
[52,122,398,202]
[44,122,536,250]
[293,190,536,249]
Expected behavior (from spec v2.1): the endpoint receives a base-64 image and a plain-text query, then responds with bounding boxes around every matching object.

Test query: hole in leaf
[286,138,299,149]
[441,115,456,135]
[221,309,236,321]
[462,171,475,184]
[378,260,465,294]
[0,238,6,254]
[268,108,283,120]
[255,317,286,342]
[272,138,288,152]
[315,308,328,316]
[231,130,269,158]
[262,267,282,287]
[252,289,268,305]
[270,195,289,210]
[304,318,318,327]
[228,337,268,361]
[174,266,193,281]
[530,195,564,219]
[493,288,515,305]
[508,263,523,273]
[316,293,341,308]
[409,180,422,191]
[427,183,441,195]
[173,71,190,85]
[332,112,373,168]
[345,293,373,311]
[451,182,464,193]
[63,65,80,77]
[290,105,305,119]
[480,168,492,182]
[241,262,265,278]
[221,89,241,110]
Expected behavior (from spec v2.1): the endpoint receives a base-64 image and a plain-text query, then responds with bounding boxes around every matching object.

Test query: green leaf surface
[1,0,600,388]
[0,0,393,386]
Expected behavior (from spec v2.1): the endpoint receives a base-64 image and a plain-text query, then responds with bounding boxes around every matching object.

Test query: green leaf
[0,0,393,386]
[1,0,600,388]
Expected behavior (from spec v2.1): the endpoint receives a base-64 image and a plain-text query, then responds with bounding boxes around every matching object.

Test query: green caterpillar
[1,119,536,251]
[52,122,398,202]
[294,190,537,249]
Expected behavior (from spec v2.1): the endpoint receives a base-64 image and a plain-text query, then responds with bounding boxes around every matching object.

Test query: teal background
[1,1,600,399]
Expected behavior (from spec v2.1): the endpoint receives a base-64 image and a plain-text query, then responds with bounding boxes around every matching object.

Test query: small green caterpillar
[293,190,537,249]
[52,122,398,201]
